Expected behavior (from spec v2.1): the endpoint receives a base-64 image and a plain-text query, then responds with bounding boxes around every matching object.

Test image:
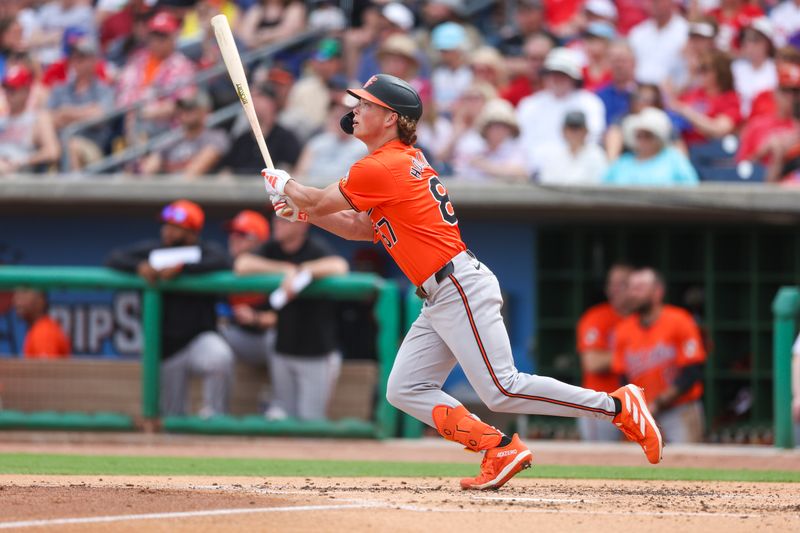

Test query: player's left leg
[185,331,235,417]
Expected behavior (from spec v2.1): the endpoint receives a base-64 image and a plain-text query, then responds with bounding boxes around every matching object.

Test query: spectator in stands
[732,17,777,118]
[500,32,553,107]
[0,65,60,175]
[605,83,681,161]
[13,288,70,358]
[628,0,688,85]
[103,2,153,67]
[437,81,495,175]
[430,21,473,116]
[138,90,230,178]
[294,97,367,181]
[516,47,606,149]
[106,199,233,417]
[493,0,546,58]
[238,0,306,50]
[234,217,348,421]
[771,0,800,48]
[376,33,430,103]
[42,27,114,88]
[469,46,508,97]
[596,40,637,128]
[543,0,583,39]
[670,17,719,96]
[672,49,741,146]
[576,264,632,442]
[584,0,618,27]
[24,0,95,67]
[738,63,800,182]
[116,11,196,143]
[533,110,608,185]
[48,35,114,172]
[603,107,699,186]
[708,0,764,53]
[346,1,414,85]
[221,209,276,370]
[580,22,615,92]
[452,98,527,182]
[280,38,345,143]
[0,16,26,80]
[224,82,302,174]
[613,268,706,443]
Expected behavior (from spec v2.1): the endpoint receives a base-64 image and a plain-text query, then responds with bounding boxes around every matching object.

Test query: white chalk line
[0,493,791,528]
[0,503,389,530]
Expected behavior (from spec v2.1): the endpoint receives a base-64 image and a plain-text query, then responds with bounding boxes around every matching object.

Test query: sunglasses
[162,205,188,224]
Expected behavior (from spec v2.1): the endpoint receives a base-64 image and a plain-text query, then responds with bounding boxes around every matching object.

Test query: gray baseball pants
[220,324,275,367]
[160,331,234,416]
[387,251,617,428]
[269,350,341,420]
[657,400,704,443]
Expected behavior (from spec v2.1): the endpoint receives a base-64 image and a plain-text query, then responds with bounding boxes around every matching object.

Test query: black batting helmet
[340,74,423,134]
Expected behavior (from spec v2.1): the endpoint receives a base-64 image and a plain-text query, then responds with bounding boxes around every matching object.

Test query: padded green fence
[0,266,401,438]
[772,287,799,449]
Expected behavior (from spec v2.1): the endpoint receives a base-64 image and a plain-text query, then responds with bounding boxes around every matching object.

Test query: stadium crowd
[3,0,800,183]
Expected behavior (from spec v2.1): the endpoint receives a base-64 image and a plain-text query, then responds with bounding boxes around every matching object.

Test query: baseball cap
[382,2,414,31]
[584,0,618,20]
[563,110,587,128]
[161,200,205,233]
[225,210,270,241]
[2,65,33,90]
[148,11,180,34]
[177,90,212,109]
[431,22,467,51]
[313,38,342,62]
[584,21,617,40]
[476,98,519,137]
[689,21,717,39]
[743,16,775,45]
[378,34,419,64]
[543,47,583,81]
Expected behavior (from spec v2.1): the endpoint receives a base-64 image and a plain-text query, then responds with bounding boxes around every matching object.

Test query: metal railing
[60,29,322,171]
[0,266,401,438]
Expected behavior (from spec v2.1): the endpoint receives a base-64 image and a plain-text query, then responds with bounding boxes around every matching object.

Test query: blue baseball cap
[431,22,467,51]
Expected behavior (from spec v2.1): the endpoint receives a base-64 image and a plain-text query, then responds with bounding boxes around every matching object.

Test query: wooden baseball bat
[210,14,275,170]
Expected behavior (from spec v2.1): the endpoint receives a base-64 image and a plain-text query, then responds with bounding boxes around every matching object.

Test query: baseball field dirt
[0,433,798,532]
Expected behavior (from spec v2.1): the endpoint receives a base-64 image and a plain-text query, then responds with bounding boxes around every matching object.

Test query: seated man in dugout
[105,200,234,418]
[13,288,70,358]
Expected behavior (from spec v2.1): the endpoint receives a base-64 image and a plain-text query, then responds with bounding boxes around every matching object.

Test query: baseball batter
[262,74,663,490]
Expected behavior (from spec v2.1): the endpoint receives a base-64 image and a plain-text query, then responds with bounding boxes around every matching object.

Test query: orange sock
[432,404,503,452]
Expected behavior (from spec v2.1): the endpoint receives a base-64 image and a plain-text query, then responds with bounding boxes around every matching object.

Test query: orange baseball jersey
[23,316,71,359]
[576,302,623,393]
[338,140,466,286]
[612,305,705,407]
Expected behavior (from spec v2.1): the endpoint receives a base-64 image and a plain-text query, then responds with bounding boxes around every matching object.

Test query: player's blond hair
[397,115,418,146]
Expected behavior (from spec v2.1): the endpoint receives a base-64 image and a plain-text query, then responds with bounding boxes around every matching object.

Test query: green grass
[0,453,798,482]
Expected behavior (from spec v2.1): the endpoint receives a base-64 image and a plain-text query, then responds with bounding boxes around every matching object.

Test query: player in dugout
[576,264,632,441]
[612,267,706,443]
[106,199,234,418]
[261,74,663,491]
[13,288,70,358]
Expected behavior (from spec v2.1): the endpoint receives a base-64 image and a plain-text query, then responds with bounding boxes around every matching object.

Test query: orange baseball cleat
[460,433,533,490]
[611,384,663,464]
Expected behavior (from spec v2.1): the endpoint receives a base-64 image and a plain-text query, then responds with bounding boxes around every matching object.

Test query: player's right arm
[307,210,374,242]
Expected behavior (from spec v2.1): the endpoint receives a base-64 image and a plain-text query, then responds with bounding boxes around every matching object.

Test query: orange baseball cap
[225,210,270,241]
[161,200,204,232]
